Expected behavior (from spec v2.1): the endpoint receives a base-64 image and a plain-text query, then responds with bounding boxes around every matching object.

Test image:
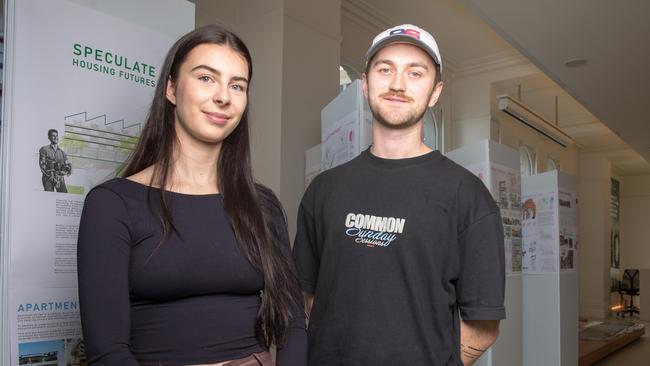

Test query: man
[293,24,505,365]
[39,129,72,192]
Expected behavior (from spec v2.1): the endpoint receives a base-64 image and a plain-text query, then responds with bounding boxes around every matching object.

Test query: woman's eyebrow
[190,64,248,83]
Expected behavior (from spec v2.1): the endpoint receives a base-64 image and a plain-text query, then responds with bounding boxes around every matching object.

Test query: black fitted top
[77,178,306,365]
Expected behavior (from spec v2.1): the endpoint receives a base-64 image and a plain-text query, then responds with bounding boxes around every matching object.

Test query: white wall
[496,109,579,176]
[578,154,612,318]
[280,0,341,237]
[450,63,536,150]
[620,174,650,270]
[195,0,340,237]
[196,0,285,191]
[447,65,580,176]
[340,5,377,75]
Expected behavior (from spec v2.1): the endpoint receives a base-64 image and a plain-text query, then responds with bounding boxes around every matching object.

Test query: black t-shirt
[77,178,306,365]
[293,149,505,366]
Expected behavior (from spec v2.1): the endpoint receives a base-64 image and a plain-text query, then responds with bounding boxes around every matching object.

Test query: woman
[77,25,306,366]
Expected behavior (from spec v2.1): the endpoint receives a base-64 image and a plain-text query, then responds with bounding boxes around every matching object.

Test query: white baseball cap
[365,24,442,69]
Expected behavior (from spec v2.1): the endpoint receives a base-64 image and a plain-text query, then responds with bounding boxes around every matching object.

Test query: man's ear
[428,81,444,108]
[166,77,177,105]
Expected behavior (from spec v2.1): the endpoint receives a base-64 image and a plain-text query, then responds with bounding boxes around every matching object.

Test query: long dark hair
[123,25,302,348]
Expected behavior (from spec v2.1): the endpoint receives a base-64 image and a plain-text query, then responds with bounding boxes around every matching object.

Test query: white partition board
[522,170,578,366]
[447,139,522,366]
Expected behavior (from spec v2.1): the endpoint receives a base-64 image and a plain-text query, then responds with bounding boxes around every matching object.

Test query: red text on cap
[389,28,421,39]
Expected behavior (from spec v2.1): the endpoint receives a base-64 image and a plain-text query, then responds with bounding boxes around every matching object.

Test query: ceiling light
[564,58,587,68]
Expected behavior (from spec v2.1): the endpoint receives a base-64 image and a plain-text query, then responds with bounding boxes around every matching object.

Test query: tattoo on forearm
[460,343,486,359]
[461,343,486,352]
[461,349,480,359]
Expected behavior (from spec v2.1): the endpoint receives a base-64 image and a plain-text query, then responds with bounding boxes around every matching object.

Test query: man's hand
[460,319,500,365]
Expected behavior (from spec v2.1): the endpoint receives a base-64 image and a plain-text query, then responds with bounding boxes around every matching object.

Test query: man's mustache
[378,92,413,102]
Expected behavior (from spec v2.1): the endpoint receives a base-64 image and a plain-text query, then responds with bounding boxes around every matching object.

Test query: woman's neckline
[118,177,222,197]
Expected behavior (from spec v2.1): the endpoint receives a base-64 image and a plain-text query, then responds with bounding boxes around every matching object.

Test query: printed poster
[321,110,359,170]
[10,288,82,366]
[490,163,522,274]
[558,189,578,272]
[464,162,522,275]
[521,191,558,273]
[2,0,192,364]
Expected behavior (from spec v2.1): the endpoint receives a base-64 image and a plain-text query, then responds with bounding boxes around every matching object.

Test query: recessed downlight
[564,58,588,68]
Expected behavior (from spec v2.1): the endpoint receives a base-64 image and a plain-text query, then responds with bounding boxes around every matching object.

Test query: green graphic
[62,112,141,193]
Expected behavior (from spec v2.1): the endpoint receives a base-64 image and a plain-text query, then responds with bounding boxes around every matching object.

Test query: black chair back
[621,269,640,292]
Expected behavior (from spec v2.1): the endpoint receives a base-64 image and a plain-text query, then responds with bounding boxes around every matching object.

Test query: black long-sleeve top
[77,178,306,365]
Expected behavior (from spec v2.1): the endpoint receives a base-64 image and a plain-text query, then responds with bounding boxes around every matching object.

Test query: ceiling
[355,0,650,175]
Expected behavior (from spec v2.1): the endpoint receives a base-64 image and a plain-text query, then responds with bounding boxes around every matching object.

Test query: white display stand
[521,170,578,366]
[320,80,372,171]
[0,1,193,364]
[447,139,522,366]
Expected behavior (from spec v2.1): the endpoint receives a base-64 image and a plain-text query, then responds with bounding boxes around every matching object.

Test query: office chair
[617,269,640,317]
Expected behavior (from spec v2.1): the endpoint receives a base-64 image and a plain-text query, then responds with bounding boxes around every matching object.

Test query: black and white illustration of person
[293,24,506,365]
[39,128,72,192]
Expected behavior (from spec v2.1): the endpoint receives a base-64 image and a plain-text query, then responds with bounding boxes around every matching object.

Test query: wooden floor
[589,319,650,366]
